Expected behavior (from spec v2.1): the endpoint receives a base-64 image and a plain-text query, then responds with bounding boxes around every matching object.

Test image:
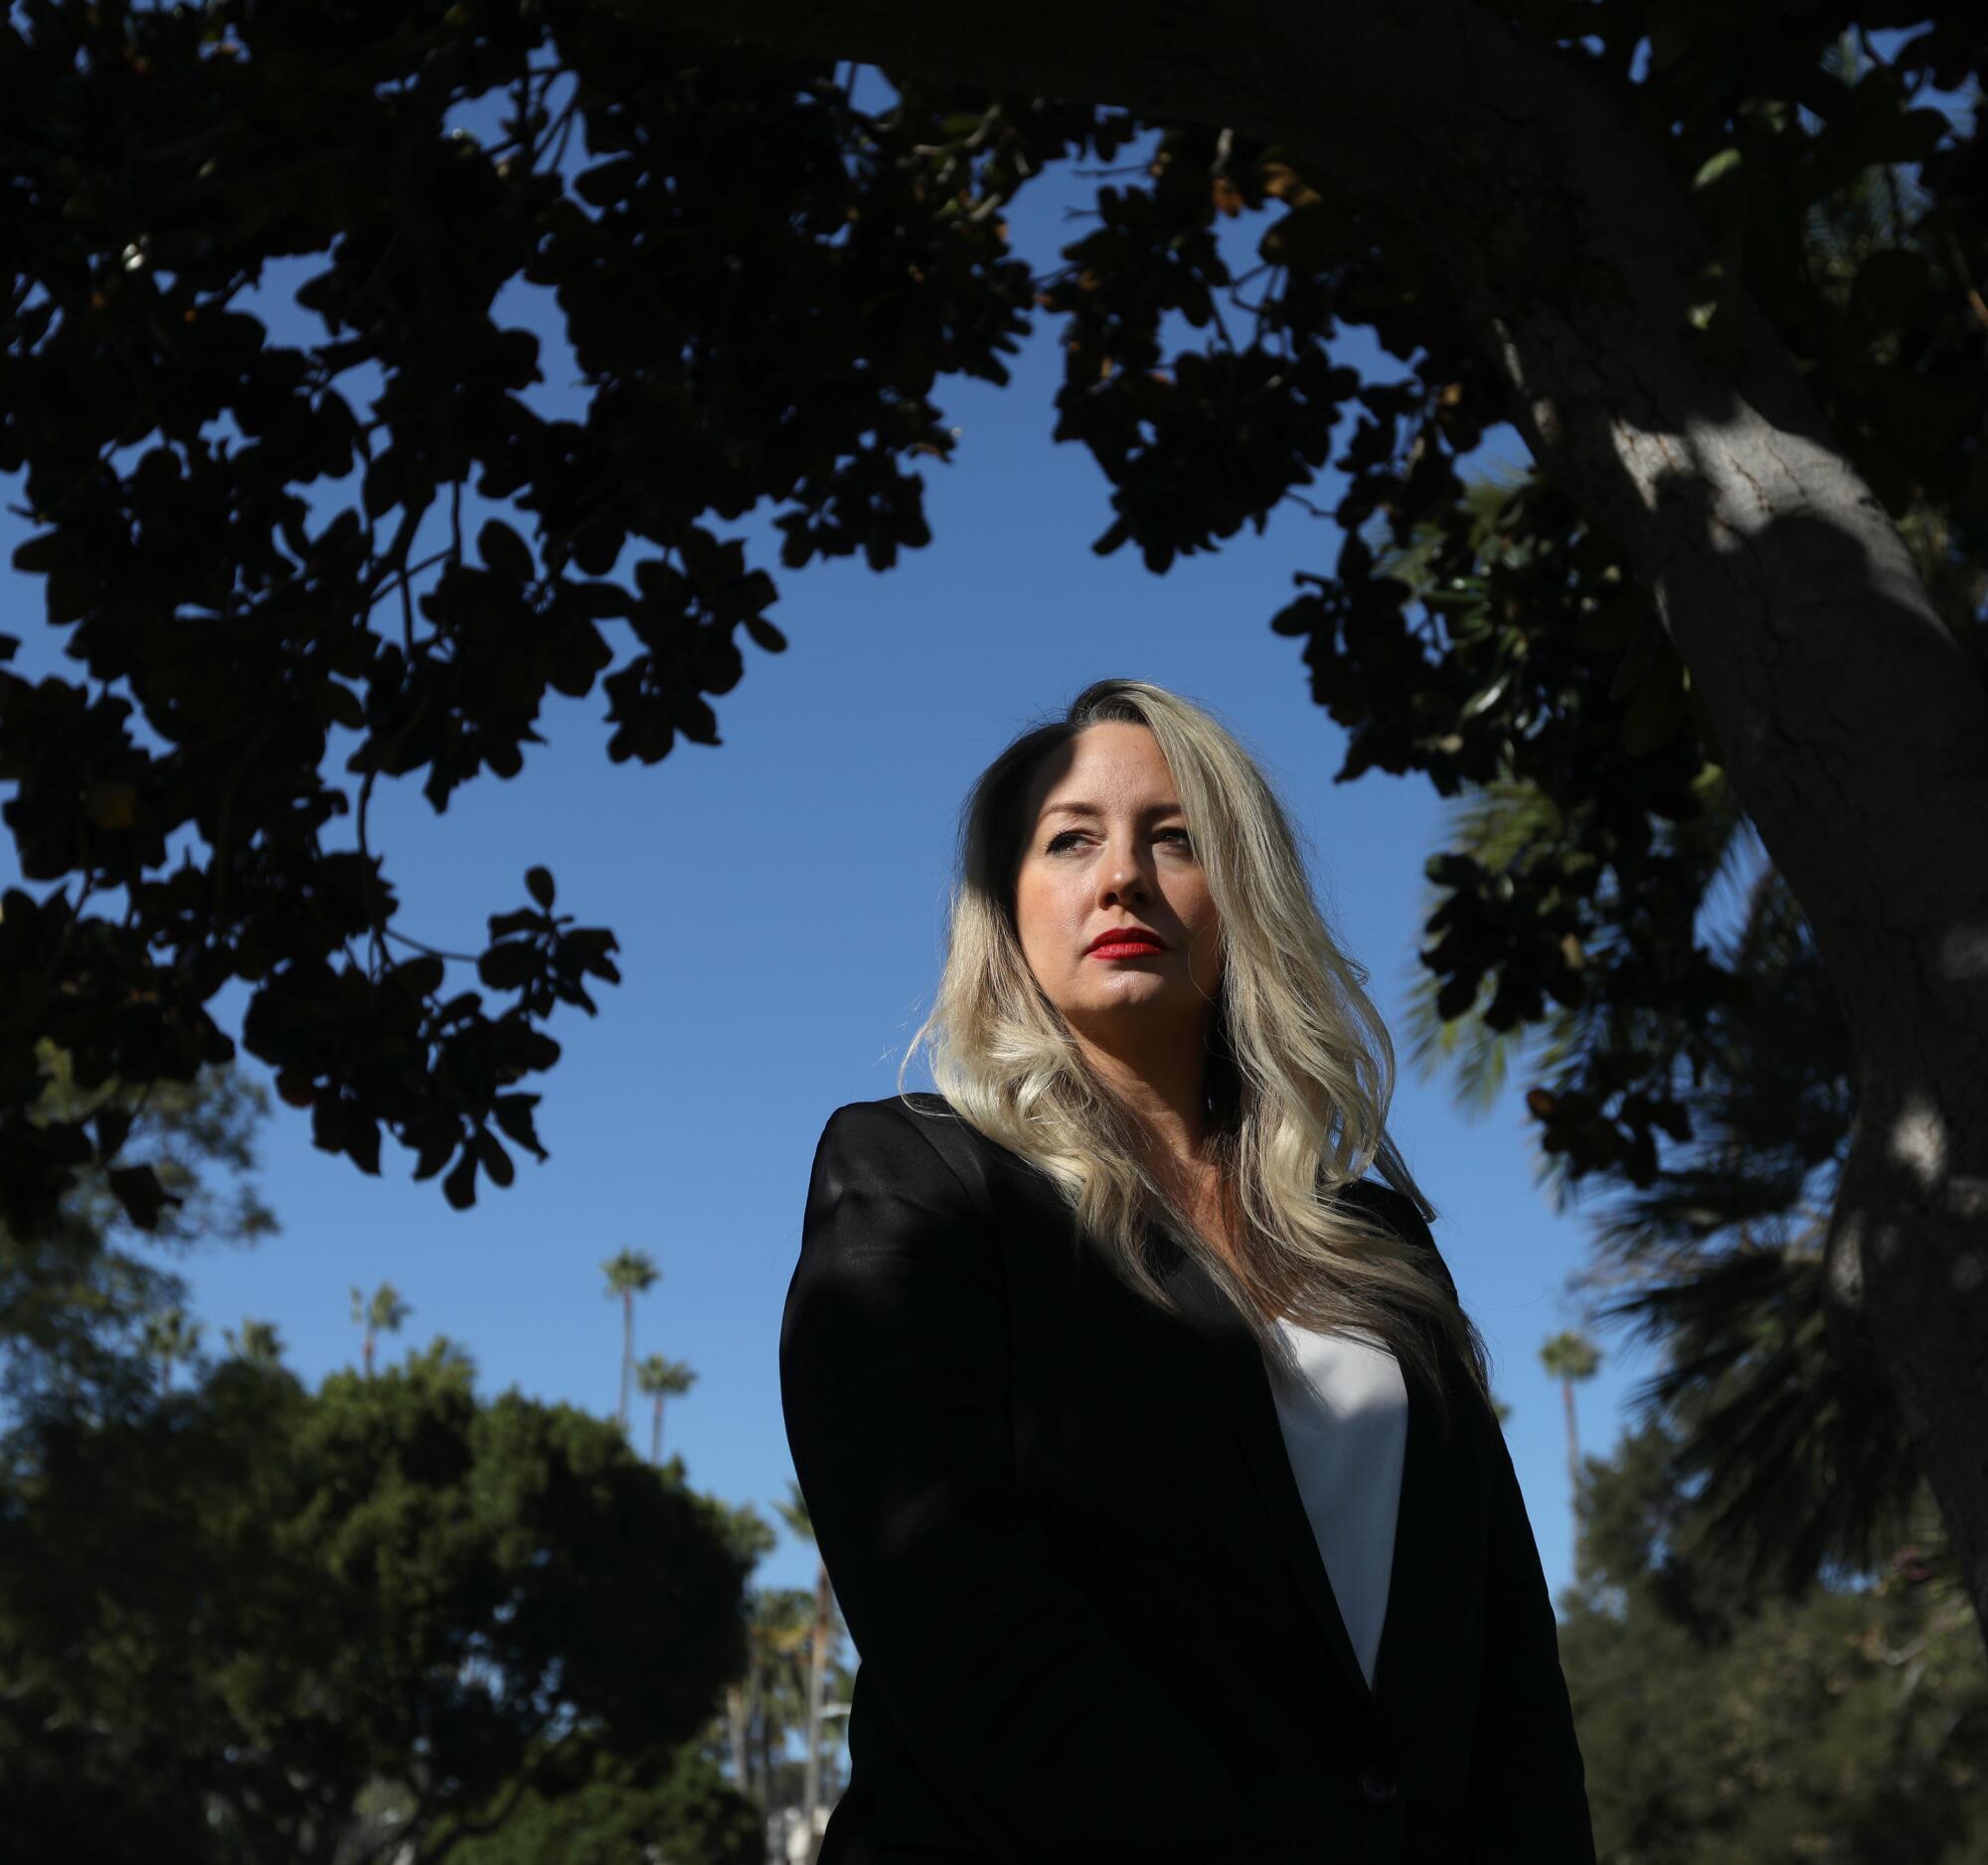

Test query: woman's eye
[1044,828,1193,853]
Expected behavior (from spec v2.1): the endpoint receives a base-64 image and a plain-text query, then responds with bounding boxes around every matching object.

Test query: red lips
[1085,924,1166,953]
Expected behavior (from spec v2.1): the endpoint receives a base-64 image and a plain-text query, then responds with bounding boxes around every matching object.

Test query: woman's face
[1012,722,1225,1051]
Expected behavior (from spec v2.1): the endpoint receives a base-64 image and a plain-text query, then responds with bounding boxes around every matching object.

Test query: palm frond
[1601,1246,1919,1593]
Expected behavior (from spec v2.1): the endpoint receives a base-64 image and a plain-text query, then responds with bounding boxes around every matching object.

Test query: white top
[1263,1319,1408,1689]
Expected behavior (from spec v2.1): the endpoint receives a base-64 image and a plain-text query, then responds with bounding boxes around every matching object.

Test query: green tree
[1413,751,1924,1603]
[738,1584,830,1847]
[1,1049,276,1423]
[707,1504,780,1798]
[634,1352,697,1465]
[440,1743,761,1865]
[1539,1328,1602,1573]
[601,1249,660,1434]
[223,1316,284,1369]
[1538,1329,1601,1494]
[1561,1422,1988,1864]
[774,1478,851,1865]
[7,1,1988,1630]
[0,1338,750,1864]
[138,1302,201,1397]
[349,1278,412,1379]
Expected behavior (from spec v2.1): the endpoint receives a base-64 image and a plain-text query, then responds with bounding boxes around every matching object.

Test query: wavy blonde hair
[895,677,1493,1433]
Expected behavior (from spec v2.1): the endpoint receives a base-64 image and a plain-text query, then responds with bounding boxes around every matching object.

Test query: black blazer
[780,1093,1594,1865]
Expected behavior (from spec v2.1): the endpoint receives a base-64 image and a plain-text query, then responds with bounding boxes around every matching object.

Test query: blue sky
[0,89,1697,1639]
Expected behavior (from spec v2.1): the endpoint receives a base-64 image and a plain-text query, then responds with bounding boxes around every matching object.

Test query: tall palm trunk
[1561,1377,1580,1494]
[800,1556,833,1861]
[744,1649,766,1810]
[651,1390,664,1464]
[726,1681,750,1792]
[753,1659,777,1863]
[618,1290,633,1432]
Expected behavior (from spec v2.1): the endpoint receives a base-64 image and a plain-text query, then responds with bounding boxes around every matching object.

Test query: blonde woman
[781,679,1593,1864]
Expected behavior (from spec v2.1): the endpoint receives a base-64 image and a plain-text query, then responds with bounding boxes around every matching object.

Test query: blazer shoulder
[814,1092,999,1216]
[1336,1176,1459,1305]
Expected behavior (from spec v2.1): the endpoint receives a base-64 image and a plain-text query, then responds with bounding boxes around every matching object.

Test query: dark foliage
[3,0,1982,1246]
[0,1340,751,1863]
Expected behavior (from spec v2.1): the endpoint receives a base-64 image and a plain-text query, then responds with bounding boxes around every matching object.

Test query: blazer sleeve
[1367,1184,1595,1863]
[780,1100,1290,1865]
[1467,1410,1597,1863]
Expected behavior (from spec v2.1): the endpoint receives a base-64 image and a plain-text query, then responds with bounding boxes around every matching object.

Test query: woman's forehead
[1025,726,1178,821]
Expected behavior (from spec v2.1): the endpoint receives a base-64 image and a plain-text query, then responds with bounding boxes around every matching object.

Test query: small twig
[39,877,98,987]
[1205,287,1236,354]
[209,720,280,927]
[381,925,478,965]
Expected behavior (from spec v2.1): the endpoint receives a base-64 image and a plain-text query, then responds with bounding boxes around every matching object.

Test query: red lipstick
[1086,925,1166,957]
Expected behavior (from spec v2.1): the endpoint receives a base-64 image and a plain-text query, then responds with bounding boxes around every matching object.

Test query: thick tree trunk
[622,0,1988,1644]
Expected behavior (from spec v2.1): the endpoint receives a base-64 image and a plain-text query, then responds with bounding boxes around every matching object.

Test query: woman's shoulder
[813,1092,1003,1208]
[818,1089,970,1140]
[1333,1176,1460,1304]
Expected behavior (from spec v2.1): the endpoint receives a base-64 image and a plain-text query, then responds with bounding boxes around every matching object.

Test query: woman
[781,678,1594,1864]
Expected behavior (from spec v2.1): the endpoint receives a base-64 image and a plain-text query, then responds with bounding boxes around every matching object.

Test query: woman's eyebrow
[1039,800,1186,821]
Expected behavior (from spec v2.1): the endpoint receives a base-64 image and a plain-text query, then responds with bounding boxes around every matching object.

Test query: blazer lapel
[1159,1241,1395,1733]
[975,1124,1470,1750]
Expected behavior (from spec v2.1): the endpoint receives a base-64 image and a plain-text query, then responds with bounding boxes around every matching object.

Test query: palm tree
[1392,130,1974,1605]
[349,1281,410,1378]
[1418,775,1923,1595]
[710,1503,779,1798]
[1540,1330,1601,1579]
[142,1305,202,1396]
[742,1587,816,1848]
[1539,1329,1602,1494]
[601,1249,660,1433]
[633,1353,697,1464]
[776,1479,842,1865]
[223,1316,283,1369]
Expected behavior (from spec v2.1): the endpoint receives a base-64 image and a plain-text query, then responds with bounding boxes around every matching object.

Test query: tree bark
[616,0,1988,1647]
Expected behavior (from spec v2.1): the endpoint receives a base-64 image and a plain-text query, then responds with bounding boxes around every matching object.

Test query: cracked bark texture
[618,0,1988,1641]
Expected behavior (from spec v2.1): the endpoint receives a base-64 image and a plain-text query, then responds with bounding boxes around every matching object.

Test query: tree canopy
[1562,1421,1988,1864]
[0,1054,795,1862]
[0,1337,752,1863]
[3,0,1976,1202]
[5,0,1987,1622]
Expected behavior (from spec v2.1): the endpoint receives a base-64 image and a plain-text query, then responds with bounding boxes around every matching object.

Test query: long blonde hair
[895,677,1493,1432]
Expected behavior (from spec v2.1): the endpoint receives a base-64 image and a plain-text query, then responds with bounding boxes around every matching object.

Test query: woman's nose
[1100,850,1149,901]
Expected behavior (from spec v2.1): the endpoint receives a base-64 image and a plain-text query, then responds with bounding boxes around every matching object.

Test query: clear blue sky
[0,96,1690,1634]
